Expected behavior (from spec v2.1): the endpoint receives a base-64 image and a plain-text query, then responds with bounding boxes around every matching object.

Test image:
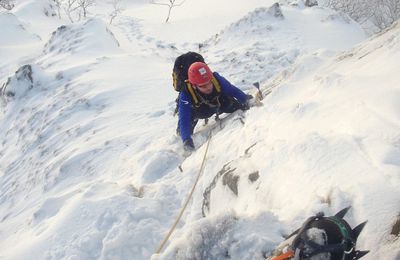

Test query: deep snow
[0,0,399,259]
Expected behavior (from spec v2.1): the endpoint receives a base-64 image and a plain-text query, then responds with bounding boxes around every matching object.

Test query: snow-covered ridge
[0,13,41,45]
[202,3,365,91]
[39,18,121,68]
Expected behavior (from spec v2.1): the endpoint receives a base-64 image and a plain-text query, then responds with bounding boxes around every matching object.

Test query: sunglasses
[196,81,212,89]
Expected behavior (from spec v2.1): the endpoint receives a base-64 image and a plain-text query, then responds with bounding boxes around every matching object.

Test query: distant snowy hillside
[0,13,41,77]
[203,3,365,90]
[0,1,398,260]
[40,18,121,67]
[0,13,41,45]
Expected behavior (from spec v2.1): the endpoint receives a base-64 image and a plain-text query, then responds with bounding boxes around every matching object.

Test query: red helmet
[188,62,213,85]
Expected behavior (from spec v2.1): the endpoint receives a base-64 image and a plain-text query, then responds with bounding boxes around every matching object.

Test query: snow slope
[0,0,399,259]
[0,12,41,77]
[159,20,400,260]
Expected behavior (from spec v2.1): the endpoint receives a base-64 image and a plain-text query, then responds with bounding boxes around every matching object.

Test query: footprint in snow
[141,149,181,184]
[32,191,79,225]
[148,110,165,117]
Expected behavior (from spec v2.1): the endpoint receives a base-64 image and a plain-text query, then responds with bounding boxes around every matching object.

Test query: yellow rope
[155,131,213,254]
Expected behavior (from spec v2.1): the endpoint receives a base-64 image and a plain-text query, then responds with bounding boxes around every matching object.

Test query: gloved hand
[183,138,195,152]
[240,100,250,111]
[241,94,254,110]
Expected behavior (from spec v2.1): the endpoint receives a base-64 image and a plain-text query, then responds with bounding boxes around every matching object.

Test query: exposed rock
[0,1,14,10]
[248,171,260,183]
[391,214,400,236]
[304,0,318,7]
[0,64,51,102]
[1,65,33,98]
[222,171,240,196]
[268,3,284,19]
[202,163,236,217]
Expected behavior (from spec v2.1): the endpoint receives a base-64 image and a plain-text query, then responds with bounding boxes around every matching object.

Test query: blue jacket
[178,72,247,142]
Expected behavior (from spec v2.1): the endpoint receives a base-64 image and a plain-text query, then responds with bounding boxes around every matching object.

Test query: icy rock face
[0,64,50,101]
[1,65,34,99]
[202,159,260,217]
[268,3,284,19]
[0,1,14,10]
[304,0,318,7]
[202,164,237,217]
[391,215,400,236]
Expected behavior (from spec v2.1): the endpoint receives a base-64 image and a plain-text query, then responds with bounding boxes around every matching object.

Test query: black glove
[241,100,250,111]
[239,95,253,111]
[183,138,195,151]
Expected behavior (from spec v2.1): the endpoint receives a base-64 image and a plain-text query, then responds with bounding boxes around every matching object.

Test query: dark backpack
[172,52,205,92]
[274,207,369,260]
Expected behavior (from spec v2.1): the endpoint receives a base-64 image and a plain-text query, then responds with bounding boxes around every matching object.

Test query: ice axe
[253,82,264,106]
[253,82,263,99]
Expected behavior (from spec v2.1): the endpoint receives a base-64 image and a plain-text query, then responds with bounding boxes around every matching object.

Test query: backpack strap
[211,76,221,92]
[172,71,179,91]
[186,81,199,105]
